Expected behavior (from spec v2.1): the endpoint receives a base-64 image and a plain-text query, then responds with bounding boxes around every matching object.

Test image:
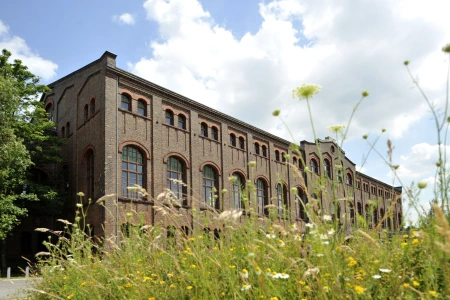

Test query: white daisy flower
[379,268,391,273]
[323,215,332,221]
[305,223,314,228]
[278,240,285,247]
[241,284,251,291]
[294,234,302,241]
[240,269,249,279]
[372,275,382,279]
[266,234,276,239]
[316,253,324,257]
[322,241,330,245]
[328,229,335,235]
[319,234,329,240]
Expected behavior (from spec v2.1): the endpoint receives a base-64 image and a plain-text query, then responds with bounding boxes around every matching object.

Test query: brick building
[3,51,402,272]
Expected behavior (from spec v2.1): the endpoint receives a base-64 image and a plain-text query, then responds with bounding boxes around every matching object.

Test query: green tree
[0,49,63,240]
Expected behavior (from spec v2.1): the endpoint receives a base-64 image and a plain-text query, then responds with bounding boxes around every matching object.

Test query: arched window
[238,137,245,150]
[276,183,288,217]
[293,157,297,166]
[346,173,353,186]
[380,209,385,227]
[231,172,244,209]
[324,159,331,178]
[275,150,280,161]
[137,100,146,116]
[397,213,402,228]
[85,149,94,200]
[90,98,95,116]
[61,126,65,138]
[165,110,174,125]
[281,152,286,162]
[178,114,186,129]
[66,122,70,137]
[121,94,131,111]
[373,209,379,226]
[84,104,89,121]
[256,178,268,215]
[211,126,219,140]
[357,202,362,216]
[261,145,267,157]
[122,146,144,200]
[254,142,260,155]
[200,122,208,137]
[46,104,54,122]
[365,204,371,227]
[167,157,184,202]
[230,133,236,147]
[296,188,308,220]
[310,159,318,174]
[202,165,218,208]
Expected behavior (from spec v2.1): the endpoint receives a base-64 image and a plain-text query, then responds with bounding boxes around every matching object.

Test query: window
[61,126,65,137]
[137,100,146,116]
[84,104,89,121]
[276,183,288,217]
[324,159,331,178]
[211,126,219,140]
[261,145,267,157]
[256,178,267,215]
[200,122,208,137]
[296,188,308,220]
[356,181,361,189]
[66,122,70,137]
[373,209,379,226]
[346,173,353,186]
[293,157,297,166]
[281,152,286,162]
[202,165,217,208]
[167,157,184,202]
[275,150,280,161]
[122,146,144,199]
[231,173,244,209]
[365,204,371,227]
[86,149,94,200]
[121,94,131,111]
[90,98,95,116]
[46,104,54,122]
[230,133,236,147]
[310,159,318,174]
[254,142,260,155]
[357,202,362,216]
[238,137,245,150]
[178,114,186,129]
[380,209,385,227]
[165,110,174,125]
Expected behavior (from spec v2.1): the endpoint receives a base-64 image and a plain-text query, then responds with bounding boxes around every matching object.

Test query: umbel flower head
[328,125,345,133]
[292,84,321,100]
[442,43,450,53]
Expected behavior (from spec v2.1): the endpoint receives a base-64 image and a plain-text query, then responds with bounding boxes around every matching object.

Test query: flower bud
[272,110,280,117]
[417,182,427,189]
[362,91,369,97]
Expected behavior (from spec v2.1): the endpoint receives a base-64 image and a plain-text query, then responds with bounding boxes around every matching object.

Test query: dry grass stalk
[433,204,450,254]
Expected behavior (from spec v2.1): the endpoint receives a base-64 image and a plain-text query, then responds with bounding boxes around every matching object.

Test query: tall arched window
[230,133,236,147]
[373,209,379,226]
[90,98,96,116]
[202,165,218,208]
[137,100,146,116]
[238,137,245,150]
[122,146,144,199]
[211,126,219,140]
[310,159,318,174]
[85,149,94,200]
[231,172,244,209]
[357,202,362,216]
[275,150,280,161]
[200,122,208,137]
[178,114,186,129]
[346,173,353,185]
[61,126,65,138]
[66,122,70,137]
[296,188,308,220]
[281,152,286,162]
[121,94,131,111]
[256,178,267,215]
[167,157,184,202]
[276,183,288,217]
[261,145,267,157]
[324,159,331,178]
[254,143,260,155]
[397,212,401,228]
[46,104,54,122]
[293,157,297,166]
[84,104,89,121]
[165,110,174,125]
[380,209,385,227]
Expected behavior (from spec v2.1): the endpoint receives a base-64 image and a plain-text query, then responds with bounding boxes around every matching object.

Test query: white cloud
[113,13,136,25]
[0,20,58,81]
[129,0,450,145]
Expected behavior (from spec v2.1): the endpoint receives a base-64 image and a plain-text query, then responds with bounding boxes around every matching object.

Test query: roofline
[356,171,402,190]
[300,139,357,166]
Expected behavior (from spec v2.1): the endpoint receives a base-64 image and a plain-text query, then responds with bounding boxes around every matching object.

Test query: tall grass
[29,46,450,299]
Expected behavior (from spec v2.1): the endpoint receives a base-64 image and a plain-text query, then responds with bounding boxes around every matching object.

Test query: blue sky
[1,0,450,223]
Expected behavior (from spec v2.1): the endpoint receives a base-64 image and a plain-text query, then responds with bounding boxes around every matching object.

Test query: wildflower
[149,298,156,300]
[278,273,290,279]
[266,268,272,276]
[241,284,252,291]
[294,234,302,241]
[404,60,409,66]
[304,286,311,292]
[77,192,85,197]
[402,234,409,238]
[362,91,369,97]
[255,267,262,275]
[412,281,420,287]
[228,176,237,183]
[292,84,321,100]
[322,241,330,245]
[266,234,276,239]
[190,264,196,269]
[278,240,285,247]
[442,43,450,53]
[304,267,320,277]
[348,257,357,267]
[403,283,410,288]
[320,234,329,240]
[67,293,75,299]
[379,268,391,273]
[382,128,386,132]
[429,290,438,298]
[187,286,193,290]
[328,125,345,133]
[323,215,332,222]
[159,280,166,285]
[76,203,83,208]
[354,285,365,295]
[270,297,279,300]
[401,242,408,247]
[305,223,314,228]
[80,282,87,287]
[124,282,132,288]
[323,286,329,292]
[248,161,256,167]
[411,239,419,245]
[229,265,236,269]
[328,229,335,235]
[298,280,306,285]
[417,182,427,189]
[240,269,249,279]
[363,134,368,139]
[317,253,324,257]
[272,110,280,116]
[290,223,297,231]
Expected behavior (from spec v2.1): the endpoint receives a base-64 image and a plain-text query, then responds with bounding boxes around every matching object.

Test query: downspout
[116,76,119,244]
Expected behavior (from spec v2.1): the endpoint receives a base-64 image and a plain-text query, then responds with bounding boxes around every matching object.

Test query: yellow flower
[67,293,75,300]
[354,285,365,295]
[270,297,279,300]
[187,286,193,290]
[80,282,87,287]
[348,257,357,267]
[220,292,225,296]
[373,260,379,264]
[148,298,156,300]
[190,264,196,269]
[170,284,175,288]
[167,273,174,277]
[401,242,408,247]
[412,281,420,287]
[124,282,132,288]
[304,286,311,292]
[189,237,195,241]
[429,290,438,298]
[229,265,236,269]
[143,276,151,282]
[298,280,306,285]
[323,286,329,292]
[159,280,166,285]
[403,283,410,288]
[411,239,419,245]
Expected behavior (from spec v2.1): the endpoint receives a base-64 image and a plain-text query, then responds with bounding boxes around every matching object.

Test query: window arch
[203,165,218,208]
[61,126,65,138]
[163,110,173,125]
[276,183,288,217]
[310,159,319,174]
[275,150,280,161]
[85,149,94,200]
[230,133,236,147]
[167,156,185,203]
[121,94,131,111]
[346,173,353,186]
[357,202,363,216]
[178,114,186,129]
[137,100,146,116]
[46,104,54,122]
[324,159,332,178]
[66,122,70,137]
[281,152,286,162]
[211,126,219,140]
[84,104,89,121]
[296,188,308,220]
[238,137,245,150]
[122,146,144,200]
[90,98,95,116]
[261,145,267,157]
[231,172,244,210]
[254,142,260,155]
[293,157,297,166]
[256,178,268,215]
[200,122,208,137]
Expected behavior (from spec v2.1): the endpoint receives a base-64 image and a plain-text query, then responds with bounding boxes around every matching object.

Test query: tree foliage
[0,49,64,240]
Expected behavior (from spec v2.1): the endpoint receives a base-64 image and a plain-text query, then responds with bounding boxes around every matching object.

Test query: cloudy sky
[1,0,449,223]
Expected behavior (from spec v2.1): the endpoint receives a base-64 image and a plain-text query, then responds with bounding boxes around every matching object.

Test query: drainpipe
[115,76,119,244]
